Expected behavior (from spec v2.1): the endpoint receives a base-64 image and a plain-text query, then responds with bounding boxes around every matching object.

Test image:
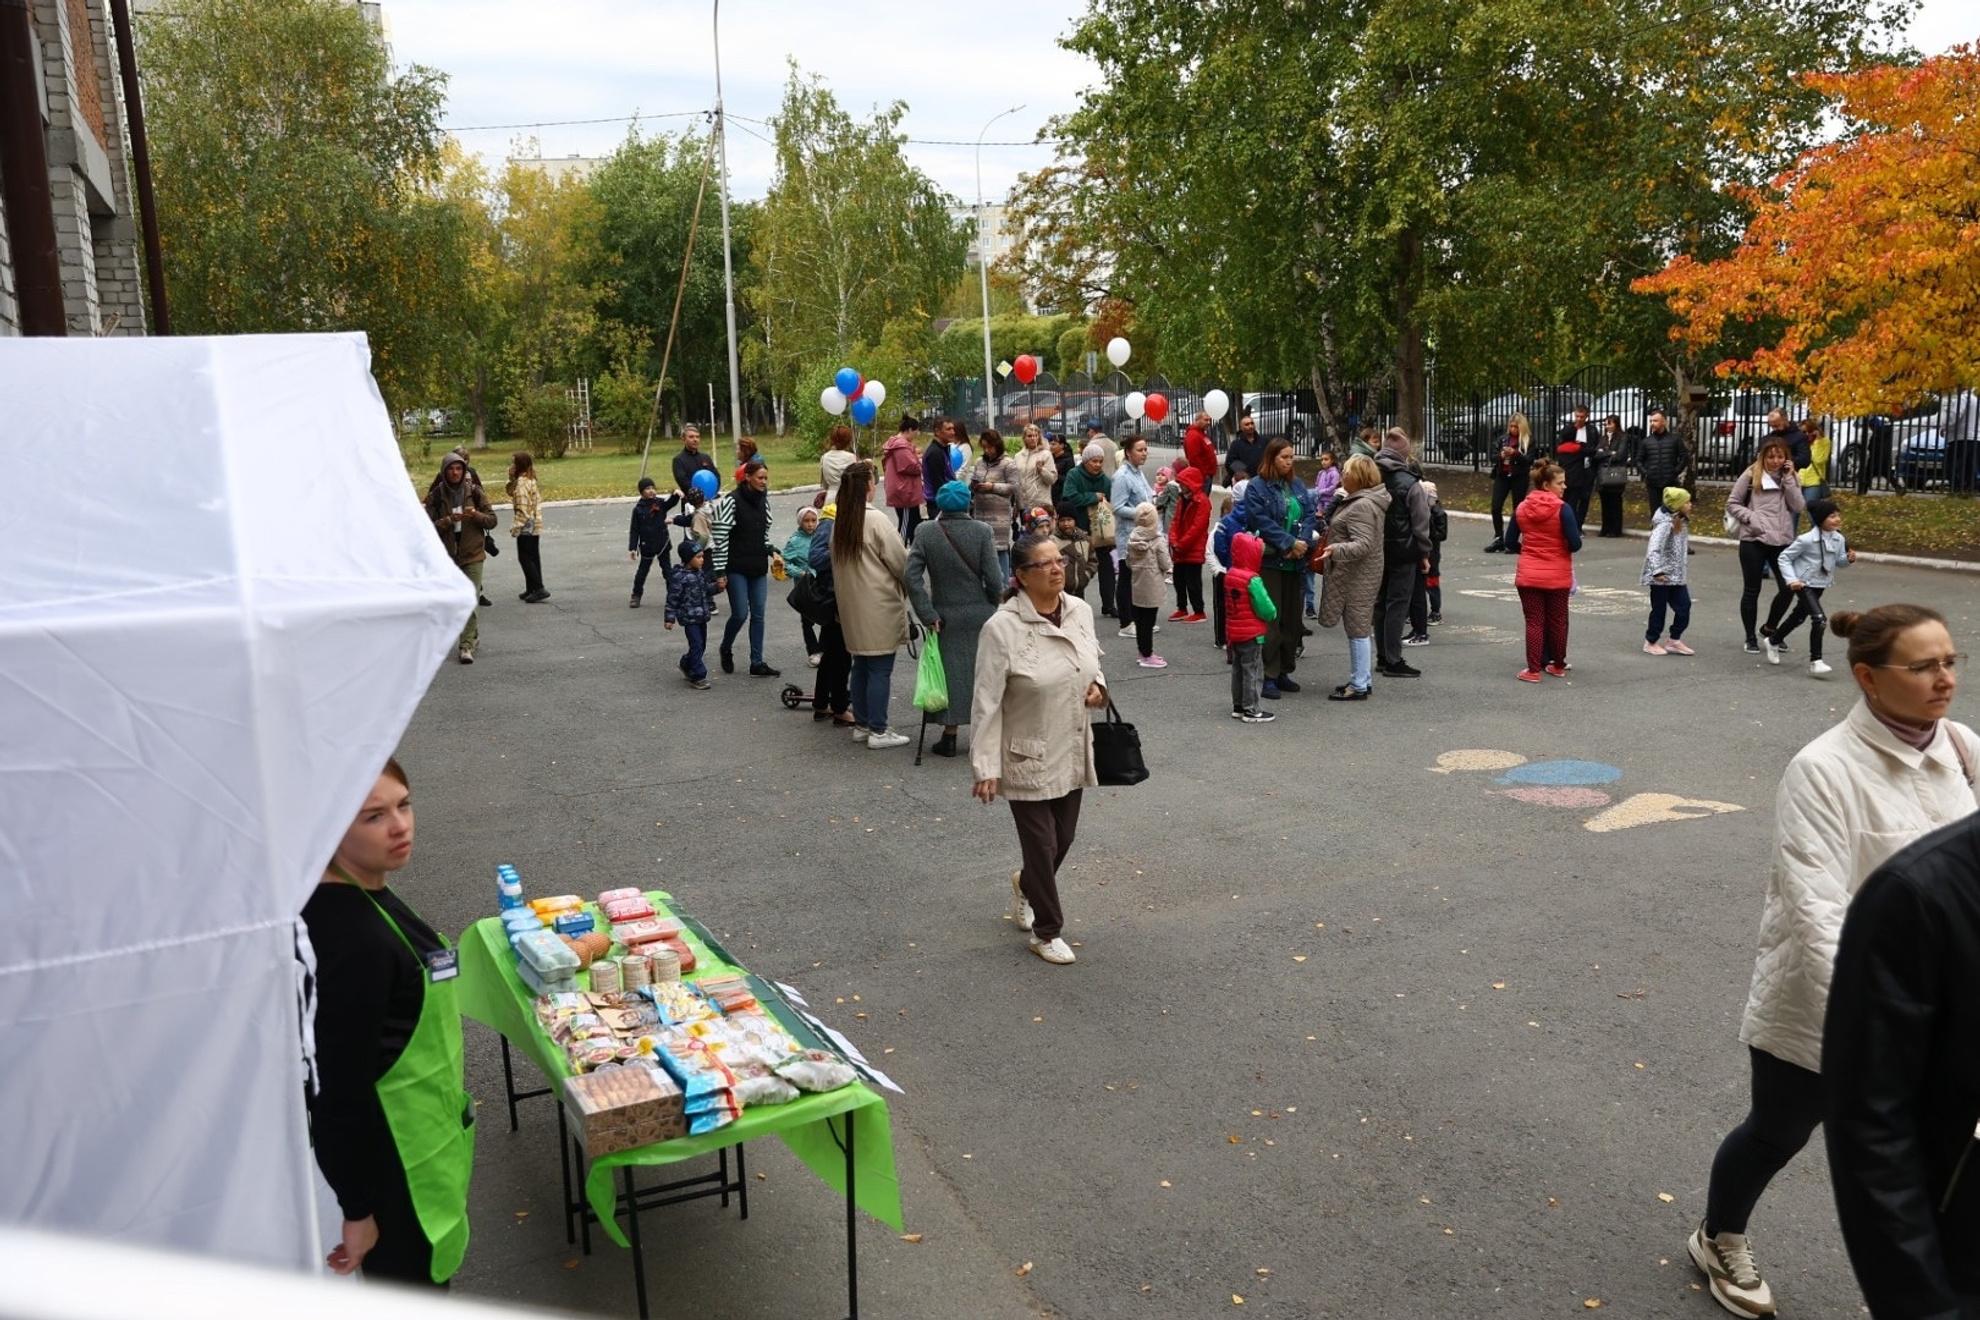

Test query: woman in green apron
[303,758,474,1285]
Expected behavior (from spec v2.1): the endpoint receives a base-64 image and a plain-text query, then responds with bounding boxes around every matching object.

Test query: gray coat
[906,513,1003,723]
[1315,485,1391,639]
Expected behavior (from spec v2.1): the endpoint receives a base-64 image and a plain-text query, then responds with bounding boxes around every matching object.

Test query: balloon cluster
[820,366,887,427]
[1123,391,1169,424]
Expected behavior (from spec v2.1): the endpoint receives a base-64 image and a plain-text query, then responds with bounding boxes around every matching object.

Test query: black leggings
[1174,563,1204,614]
[1705,1046,1824,1237]
[1490,474,1527,540]
[1739,540,1793,645]
[1772,586,1827,660]
[1096,550,1119,618]
[1134,604,1158,657]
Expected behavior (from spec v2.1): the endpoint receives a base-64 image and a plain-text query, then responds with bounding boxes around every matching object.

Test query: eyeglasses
[1018,557,1065,572]
[1874,654,1967,676]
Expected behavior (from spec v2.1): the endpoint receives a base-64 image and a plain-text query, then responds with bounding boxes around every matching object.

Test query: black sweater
[303,883,443,1221]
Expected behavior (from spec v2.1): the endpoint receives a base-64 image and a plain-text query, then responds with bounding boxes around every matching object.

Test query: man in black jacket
[671,425,718,499]
[1824,812,1980,1319]
[1632,411,1689,526]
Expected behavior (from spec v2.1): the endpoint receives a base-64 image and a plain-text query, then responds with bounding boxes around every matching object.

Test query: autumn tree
[140,0,462,413]
[1635,46,1980,414]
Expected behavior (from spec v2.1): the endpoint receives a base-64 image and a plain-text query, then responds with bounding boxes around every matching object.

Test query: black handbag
[1091,697,1148,786]
[787,573,836,625]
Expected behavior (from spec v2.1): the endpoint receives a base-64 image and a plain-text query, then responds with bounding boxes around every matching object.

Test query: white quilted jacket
[1740,700,1979,1072]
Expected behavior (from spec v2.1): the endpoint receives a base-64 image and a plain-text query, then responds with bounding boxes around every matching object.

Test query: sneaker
[1544,663,1568,678]
[458,647,475,665]
[1687,1224,1776,1319]
[629,595,642,608]
[1483,539,1503,553]
[689,678,711,690]
[1403,634,1430,647]
[1028,936,1076,965]
[1379,662,1422,678]
[1009,871,1034,931]
[1809,659,1833,677]
[750,662,782,677]
[1666,639,1696,656]
[1327,685,1370,701]
[1136,654,1169,669]
[1167,609,1190,621]
[1261,681,1281,700]
[1276,676,1301,693]
[1428,613,1442,625]
[1744,641,1762,655]
[1118,624,1137,638]
[850,725,871,742]
[1231,708,1246,720]
[478,593,493,607]
[1643,640,1668,655]
[525,590,551,602]
[1517,668,1543,683]
[807,653,822,668]
[866,730,910,750]
[1185,612,1208,622]
[720,649,736,674]
[1763,637,1783,665]
[1240,708,1277,723]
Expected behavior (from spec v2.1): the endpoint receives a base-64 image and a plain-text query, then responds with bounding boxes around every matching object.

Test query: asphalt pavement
[394,494,1980,1318]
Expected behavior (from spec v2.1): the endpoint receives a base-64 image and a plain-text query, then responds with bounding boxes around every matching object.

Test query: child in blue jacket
[1771,498,1854,677]
[1209,485,1249,650]
[665,538,716,688]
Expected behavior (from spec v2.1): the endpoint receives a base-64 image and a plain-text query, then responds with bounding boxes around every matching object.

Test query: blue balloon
[691,469,719,499]
[850,395,879,426]
[950,444,966,473]
[834,366,862,397]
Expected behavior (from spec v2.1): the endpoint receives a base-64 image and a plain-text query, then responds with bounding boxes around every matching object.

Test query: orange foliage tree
[1634,46,1980,413]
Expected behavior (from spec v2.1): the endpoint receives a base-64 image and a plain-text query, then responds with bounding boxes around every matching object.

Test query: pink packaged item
[602,896,656,924]
[597,887,643,908]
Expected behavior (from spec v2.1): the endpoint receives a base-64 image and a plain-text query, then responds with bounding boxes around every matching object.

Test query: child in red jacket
[1168,466,1211,622]
[1225,532,1279,723]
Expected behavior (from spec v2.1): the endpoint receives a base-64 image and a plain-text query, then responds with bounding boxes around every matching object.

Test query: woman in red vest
[1504,458,1582,682]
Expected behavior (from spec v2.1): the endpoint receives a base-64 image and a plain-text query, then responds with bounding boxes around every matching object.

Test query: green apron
[340,873,475,1283]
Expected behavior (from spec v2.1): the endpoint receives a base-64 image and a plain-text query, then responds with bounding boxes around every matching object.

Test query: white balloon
[1124,390,1147,420]
[1203,388,1231,423]
[1106,337,1131,368]
[820,386,848,416]
[863,380,886,408]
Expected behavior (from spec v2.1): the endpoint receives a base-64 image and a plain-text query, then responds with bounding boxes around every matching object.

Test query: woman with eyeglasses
[1687,603,1978,1320]
[971,532,1109,966]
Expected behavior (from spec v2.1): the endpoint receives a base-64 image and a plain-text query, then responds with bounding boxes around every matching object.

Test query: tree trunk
[1394,226,1426,444]
[471,364,489,450]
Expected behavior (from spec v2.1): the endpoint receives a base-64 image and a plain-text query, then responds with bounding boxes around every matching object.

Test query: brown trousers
[1010,791,1082,942]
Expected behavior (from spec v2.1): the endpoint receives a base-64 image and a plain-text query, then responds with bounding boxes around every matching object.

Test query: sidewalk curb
[1444,508,1979,574]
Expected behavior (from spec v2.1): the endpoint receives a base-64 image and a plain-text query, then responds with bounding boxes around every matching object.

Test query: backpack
[1429,500,1448,544]
[1382,466,1419,552]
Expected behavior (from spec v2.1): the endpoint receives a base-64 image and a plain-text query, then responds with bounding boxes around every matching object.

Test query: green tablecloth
[457,891,902,1248]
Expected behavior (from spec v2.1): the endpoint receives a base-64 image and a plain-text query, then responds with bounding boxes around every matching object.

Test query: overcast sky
[391,0,1975,205]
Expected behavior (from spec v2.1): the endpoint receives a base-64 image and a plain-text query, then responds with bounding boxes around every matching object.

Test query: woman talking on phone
[304,758,474,1286]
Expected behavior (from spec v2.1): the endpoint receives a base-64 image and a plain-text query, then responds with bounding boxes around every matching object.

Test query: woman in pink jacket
[1504,458,1582,682]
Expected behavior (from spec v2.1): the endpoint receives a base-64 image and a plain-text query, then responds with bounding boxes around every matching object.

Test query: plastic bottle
[497,864,524,910]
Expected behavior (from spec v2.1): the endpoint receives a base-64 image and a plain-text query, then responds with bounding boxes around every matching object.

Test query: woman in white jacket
[1689,602,1978,1320]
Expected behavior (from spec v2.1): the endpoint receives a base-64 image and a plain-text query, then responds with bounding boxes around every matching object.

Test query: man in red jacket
[1183,412,1219,493]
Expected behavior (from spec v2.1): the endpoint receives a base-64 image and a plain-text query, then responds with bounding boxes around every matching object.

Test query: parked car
[1588,388,1669,436]
[1693,389,1796,477]
[1890,393,1966,489]
[1439,390,1539,463]
[1242,391,1318,449]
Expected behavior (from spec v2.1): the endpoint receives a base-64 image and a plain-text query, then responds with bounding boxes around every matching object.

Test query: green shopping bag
[913,631,949,712]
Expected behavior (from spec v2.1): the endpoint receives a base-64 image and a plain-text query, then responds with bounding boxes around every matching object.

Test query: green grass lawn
[402,431,822,503]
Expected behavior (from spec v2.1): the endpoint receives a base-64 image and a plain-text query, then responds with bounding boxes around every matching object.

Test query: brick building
[0,0,147,336]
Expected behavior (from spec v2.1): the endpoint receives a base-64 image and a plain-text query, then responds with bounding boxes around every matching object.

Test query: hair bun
[1828,611,1862,639]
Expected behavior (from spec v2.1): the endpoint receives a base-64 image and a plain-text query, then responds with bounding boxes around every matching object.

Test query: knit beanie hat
[1081,442,1106,464]
[935,480,973,513]
[1662,486,1692,512]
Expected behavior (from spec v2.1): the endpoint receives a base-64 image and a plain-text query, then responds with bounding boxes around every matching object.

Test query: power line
[445,108,1056,147]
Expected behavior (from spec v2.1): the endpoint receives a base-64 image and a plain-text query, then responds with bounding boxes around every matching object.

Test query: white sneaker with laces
[1028,936,1076,965]
[865,730,910,750]
[1687,1224,1777,1318]
[1009,871,1034,931]
[1117,624,1136,638]
[1764,637,1783,665]
[1809,659,1832,677]
[850,725,871,742]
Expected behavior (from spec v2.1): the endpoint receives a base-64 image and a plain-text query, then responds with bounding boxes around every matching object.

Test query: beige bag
[1090,497,1115,541]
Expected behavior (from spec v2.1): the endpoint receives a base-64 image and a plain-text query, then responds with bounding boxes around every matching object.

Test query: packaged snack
[602,895,655,924]
[641,980,714,1027]
[775,1050,858,1093]
[566,1036,623,1072]
[533,992,591,1027]
[599,1003,659,1033]
[587,958,623,995]
[553,911,596,938]
[554,1013,613,1044]
[642,1028,740,1102]
[515,929,580,975]
[596,886,644,908]
[692,975,759,1016]
[732,1068,800,1107]
[609,917,667,948]
[528,894,583,918]
[563,1066,684,1154]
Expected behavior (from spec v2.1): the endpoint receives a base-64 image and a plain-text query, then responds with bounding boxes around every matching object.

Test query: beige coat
[1740,700,1979,1072]
[832,513,911,656]
[1315,485,1390,639]
[1014,442,1057,515]
[970,592,1107,801]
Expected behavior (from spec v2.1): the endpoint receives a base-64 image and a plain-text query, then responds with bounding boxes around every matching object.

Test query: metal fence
[942,364,1971,493]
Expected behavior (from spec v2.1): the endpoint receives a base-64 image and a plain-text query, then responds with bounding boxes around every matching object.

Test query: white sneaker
[1009,871,1034,931]
[1028,936,1075,965]
[1117,624,1136,638]
[850,725,871,742]
[1809,659,1832,676]
[865,730,910,750]
[1687,1224,1777,1319]
[1763,637,1783,665]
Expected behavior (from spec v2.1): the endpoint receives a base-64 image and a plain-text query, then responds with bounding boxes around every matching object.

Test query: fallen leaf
[563,1259,580,1270]
[883,1047,895,1054]
[1232,1296,1245,1306]
[900,1233,924,1244]
[1657,1192,1675,1203]
[1420,1196,1432,1204]
[1015,1261,1032,1278]
[1634,1061,1646,1070]
[1491,981,1507,990]
[1292,955,1308,963]
[1251,1109,1264,1117]
[1285,1107,1296,1113]
[962,1153,972,1160]
[1228,1134,1243,1144]
[1159,1179,1172,1188]
[1256,1268,1272,1276]
[1547,1197,1560,1208]
[1033,1016,1044,1023]
[513,1211,529,1219]
[1584,1300,1604,1309]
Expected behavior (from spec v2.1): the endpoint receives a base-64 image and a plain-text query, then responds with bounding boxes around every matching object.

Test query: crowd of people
[398,410,1980,1313]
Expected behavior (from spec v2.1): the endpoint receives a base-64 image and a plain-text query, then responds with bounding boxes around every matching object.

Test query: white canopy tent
[0,334,472,1268]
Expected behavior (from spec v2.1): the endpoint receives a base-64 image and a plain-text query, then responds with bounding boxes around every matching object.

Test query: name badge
[425,948,459,983]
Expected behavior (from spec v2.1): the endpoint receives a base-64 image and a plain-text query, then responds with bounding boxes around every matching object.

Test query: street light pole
[976,104,1023,434]
[712,0,745,471]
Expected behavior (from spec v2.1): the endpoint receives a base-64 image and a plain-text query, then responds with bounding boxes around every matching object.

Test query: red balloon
[1143,392,1169,423]
[1012,354,1038,385]
[848,382,864,400]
